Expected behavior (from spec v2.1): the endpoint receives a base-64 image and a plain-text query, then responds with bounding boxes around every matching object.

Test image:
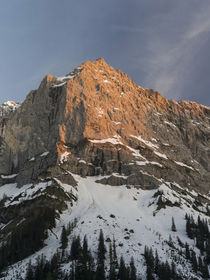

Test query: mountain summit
[0,58,209,192]
[0,59,210,279]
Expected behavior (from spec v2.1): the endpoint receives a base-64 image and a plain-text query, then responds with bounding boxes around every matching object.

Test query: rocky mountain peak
[0,59,210,194]
[0,59,210,280]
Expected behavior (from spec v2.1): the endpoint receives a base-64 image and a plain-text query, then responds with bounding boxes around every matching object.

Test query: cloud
[186,9,210,40]
[144,2,210,101]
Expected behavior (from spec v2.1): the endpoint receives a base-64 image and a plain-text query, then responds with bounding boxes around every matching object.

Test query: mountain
[0,58,210,280]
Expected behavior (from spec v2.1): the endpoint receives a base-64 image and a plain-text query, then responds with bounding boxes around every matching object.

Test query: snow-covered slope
[1,173,209,279]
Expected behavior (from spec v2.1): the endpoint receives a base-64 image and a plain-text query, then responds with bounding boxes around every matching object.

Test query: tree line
[25,229,138,280]
[0,207,56,272]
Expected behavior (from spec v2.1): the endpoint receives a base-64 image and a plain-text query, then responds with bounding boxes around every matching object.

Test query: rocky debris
[0,58,210,194]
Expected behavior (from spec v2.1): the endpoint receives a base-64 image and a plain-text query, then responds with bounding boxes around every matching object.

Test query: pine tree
[171,217,177,232]
[109,243,116,280]
[154,250,159,275]
[146,266,154,280]
[191,251,198,272]
[25,260,34,280]
[95,230,106,280]
[71,235,81,260]
[202,260,209,279]
[60,226,68,250]
[171,261,177,279]
[113,237,118,268]
[82,235,89,263]
[130,257,137,280]
[118,256,127,280]
[77,235,90,280]
[205,238,210,264]
[185,243,190,260]
[198,256,203,272]
[87,251,95,280]
[70,262,75,280]
[144,246,155,280]
[97,229,107,260]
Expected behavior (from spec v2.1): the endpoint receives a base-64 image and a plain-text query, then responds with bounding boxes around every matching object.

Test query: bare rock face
[0,58,210,193]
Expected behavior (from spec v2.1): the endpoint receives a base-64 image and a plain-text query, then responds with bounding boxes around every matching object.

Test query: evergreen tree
[130,257,137,280]
[198,256,203,272]
[154,250,159,275]
[77,235,91,280]
[71,235,82,260]
[82,235,89,264]
[95,230,106,280]
[113,238,118,268]
[60,226,68,250]
[109,243,116,280]
[202,261,209,279]
[205,237,210,264]
[70,262,75,280]
[171,261,177,279]
[191,251,198,272]
[144,246,155,280]
[25,260,34,280]
[171,217,177,232]
[186,215,192,238]
[185,243,190,260]
[118,256,127,280]
[97,229,107,260]
[146,266,154,280]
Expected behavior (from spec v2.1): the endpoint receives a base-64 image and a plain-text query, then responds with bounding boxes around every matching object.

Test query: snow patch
[90,135,122,145]
[153,151,168,159]
[131,135,159,149]
[175,161,194,170]
[1,174,17,179]
[60,151,71,164]
[40,151,49,157]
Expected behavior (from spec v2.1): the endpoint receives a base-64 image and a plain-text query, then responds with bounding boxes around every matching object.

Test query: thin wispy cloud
[144,3,210,102]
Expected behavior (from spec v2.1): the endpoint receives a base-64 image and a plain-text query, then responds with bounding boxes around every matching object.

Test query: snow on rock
[60,151,71,164]
[0,101,21,117]
[29,157,35,161]
[130,135,169,161]
[1,174,17,179]
[164,120,177,129]
[131,135,159,149]
[52,81,67,88]
[40,151,49,157]
[0,181,51,208]
[153,151,168,159]
[90,135,122,145]
[52,66,82,87]
[175,161,194,170]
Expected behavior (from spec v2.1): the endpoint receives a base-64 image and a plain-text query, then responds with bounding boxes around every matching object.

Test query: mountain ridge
[0,58,210,193]
[0,58,210,280]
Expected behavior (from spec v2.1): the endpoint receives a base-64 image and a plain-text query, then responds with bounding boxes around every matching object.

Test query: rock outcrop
[0,58,210,193]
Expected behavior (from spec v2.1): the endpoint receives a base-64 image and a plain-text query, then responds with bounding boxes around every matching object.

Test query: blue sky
[0,0,210,105]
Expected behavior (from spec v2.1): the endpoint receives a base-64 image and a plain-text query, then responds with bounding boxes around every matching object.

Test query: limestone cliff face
[0,58,210,193]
